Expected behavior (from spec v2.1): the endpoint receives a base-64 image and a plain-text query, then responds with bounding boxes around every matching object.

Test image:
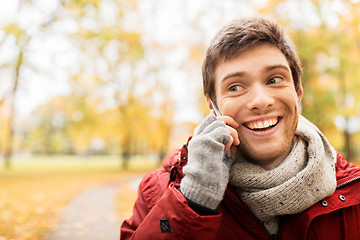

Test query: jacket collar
[335,152,360,187]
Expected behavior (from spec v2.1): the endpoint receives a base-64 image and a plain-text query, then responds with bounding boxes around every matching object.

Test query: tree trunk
[4,50,22,169]
[344,117,352,161]
[121,151,130,170]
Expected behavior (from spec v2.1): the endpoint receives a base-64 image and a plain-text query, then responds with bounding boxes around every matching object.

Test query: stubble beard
[236,114,299,170]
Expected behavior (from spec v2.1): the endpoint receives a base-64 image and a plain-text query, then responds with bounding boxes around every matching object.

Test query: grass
[0,155,157,240]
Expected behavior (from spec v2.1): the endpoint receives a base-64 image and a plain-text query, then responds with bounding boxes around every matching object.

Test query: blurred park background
[1,0,360,239]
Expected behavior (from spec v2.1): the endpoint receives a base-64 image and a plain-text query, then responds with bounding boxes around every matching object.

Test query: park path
[47,175,143,240]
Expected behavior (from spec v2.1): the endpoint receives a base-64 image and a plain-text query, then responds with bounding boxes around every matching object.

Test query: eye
[267,77,282,85]
[229,85,243,92]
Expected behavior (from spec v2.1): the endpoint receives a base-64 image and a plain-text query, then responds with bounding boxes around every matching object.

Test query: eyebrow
[220,64,291,83]
[265,64,290,73]
[220,72,246,83]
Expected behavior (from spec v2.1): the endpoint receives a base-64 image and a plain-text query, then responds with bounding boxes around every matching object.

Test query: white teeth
[264,120,269,128]
[246,118,278,130]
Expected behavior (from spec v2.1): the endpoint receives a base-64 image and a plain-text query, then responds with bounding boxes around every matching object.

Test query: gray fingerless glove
[180,114,235,210]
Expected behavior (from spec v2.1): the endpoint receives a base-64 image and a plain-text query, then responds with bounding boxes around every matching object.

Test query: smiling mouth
[244,117,280,131]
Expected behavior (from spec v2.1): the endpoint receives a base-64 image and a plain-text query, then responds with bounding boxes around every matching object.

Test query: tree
[0,0,65,168]
[28,96,73,154]
[0,22,29,169]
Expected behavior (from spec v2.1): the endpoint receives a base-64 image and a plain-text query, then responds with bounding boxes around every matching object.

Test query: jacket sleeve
[120,174,222,240]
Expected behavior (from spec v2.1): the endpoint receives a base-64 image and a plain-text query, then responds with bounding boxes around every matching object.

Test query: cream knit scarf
[228,115,337,234]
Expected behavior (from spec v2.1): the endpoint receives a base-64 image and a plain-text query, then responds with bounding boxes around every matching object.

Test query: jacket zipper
[224,193,281,240]
[336,176,360,189]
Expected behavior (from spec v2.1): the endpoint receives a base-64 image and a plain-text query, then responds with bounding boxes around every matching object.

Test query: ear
[206,95,213,110]
[297,83,304,104]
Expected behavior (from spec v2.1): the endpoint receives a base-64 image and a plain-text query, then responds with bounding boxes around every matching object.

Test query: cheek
[280,89,301,112]
[288,112,299,133]
[219,98,246,118]
[284,99,300,134]
[285,87,301,105]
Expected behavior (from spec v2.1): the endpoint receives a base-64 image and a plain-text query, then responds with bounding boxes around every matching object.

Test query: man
[121,17,360,239]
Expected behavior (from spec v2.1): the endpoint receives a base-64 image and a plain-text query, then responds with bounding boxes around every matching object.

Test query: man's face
[212,42,303,169]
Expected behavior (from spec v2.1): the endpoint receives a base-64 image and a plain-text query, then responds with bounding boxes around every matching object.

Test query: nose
[245,85,274,111]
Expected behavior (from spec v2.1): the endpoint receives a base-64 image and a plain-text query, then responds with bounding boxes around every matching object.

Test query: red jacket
[121,144,360,240]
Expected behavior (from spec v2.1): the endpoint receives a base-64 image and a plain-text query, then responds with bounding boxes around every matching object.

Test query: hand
[180,114,239,210]
[210,110,240,154]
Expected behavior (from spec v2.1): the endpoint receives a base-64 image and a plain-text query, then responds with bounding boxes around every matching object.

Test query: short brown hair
[202,17,303,104]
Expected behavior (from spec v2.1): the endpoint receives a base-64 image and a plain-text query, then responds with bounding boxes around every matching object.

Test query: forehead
[215,43,290,80]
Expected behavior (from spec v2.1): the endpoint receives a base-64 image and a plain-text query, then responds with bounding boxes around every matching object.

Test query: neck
[246,139,295,170]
